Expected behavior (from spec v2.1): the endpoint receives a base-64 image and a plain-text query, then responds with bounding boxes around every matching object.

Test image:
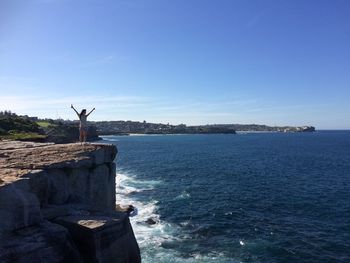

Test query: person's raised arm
[86,107,95,117]
[71,104,80,117]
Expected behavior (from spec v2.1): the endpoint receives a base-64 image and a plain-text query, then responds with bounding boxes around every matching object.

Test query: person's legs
[82,130,87,142]
[79,129,84,143]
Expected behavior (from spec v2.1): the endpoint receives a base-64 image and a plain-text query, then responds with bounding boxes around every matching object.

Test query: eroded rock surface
[0,142,116,174]
[0,141,140,263]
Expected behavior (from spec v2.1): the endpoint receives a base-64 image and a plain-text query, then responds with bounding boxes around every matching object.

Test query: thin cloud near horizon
[0,94,326,128]
[0,94,260,121]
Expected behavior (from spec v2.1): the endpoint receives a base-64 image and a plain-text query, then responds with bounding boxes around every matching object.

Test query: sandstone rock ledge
[0,141,141,263]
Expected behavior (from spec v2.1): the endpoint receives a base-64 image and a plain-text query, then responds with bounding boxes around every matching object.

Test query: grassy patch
[0,132,47,141]
[36,121,56,128]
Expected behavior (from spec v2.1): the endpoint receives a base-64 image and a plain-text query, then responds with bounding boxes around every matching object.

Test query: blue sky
[0,0,349,128]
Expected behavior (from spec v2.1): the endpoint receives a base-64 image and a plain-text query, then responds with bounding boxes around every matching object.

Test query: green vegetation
[0,112,40,133]
[0,111,99,143]
[0,111,46,141]
[36,121,56,128]
[0,127,7,136]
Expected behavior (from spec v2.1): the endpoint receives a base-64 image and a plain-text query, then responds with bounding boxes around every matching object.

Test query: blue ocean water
[102,131,350,263]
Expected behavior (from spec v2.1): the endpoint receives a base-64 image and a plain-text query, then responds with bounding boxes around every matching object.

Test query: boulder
[54,212,141,263]
[145,217,158,225]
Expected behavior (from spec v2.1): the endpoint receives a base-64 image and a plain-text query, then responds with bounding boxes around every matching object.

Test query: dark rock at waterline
[146,217,158,225]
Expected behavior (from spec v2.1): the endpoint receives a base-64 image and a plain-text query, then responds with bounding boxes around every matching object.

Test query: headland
[0,141,141,263]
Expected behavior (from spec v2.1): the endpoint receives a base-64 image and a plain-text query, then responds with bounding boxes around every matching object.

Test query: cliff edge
[0,141,141,263]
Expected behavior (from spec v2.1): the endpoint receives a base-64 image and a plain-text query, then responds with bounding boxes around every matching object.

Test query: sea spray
[115,171,236,263]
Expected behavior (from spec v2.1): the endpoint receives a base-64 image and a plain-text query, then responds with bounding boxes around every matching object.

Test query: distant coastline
[93,120,315,135]
[0,111,316,143]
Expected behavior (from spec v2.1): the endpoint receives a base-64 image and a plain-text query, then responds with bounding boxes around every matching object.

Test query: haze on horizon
[0,0,349,129]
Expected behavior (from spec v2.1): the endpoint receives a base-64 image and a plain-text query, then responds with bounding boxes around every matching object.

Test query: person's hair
[80,109,87,116]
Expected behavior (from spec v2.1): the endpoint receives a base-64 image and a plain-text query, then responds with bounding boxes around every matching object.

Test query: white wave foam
[115,171,175,247]
[100,136,120,141]
[174,191,191,200]
[115,171,238,263]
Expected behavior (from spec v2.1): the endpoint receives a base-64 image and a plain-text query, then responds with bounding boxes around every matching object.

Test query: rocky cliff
[43,124,100,143]
[0,141,141,263]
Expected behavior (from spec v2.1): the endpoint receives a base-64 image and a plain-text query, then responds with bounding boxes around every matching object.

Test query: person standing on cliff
[71,104,95,143]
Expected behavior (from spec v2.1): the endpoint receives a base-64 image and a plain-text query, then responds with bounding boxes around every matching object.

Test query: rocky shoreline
[0,141,141,263]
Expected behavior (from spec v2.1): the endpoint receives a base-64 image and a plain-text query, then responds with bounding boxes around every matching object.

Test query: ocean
[101,131,350,263]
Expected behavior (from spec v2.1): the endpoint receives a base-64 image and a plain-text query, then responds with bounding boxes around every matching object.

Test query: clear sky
[0,0,349,129]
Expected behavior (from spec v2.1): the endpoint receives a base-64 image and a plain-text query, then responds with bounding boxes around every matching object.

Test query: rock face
[0,221,82,263]
[44,124,100,144]
[0,141,141,263]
